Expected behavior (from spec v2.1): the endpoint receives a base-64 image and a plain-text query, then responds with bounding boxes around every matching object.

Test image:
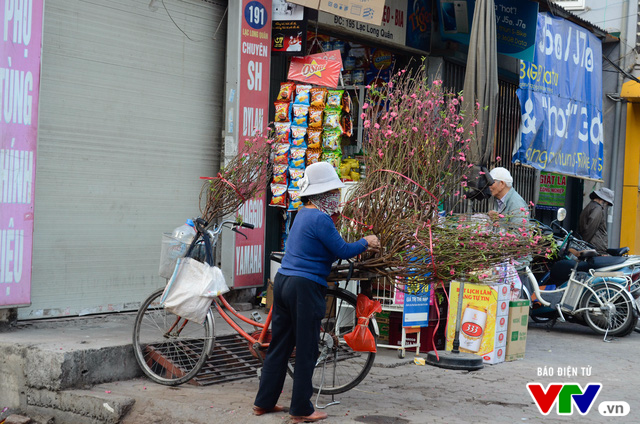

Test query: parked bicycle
[132,217,376,395]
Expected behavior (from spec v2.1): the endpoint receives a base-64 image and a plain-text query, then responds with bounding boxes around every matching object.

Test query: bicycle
[132,217,377,395]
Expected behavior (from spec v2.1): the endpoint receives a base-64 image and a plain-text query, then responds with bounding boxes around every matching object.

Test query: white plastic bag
[201,265,229,298]
[161,258,218,324]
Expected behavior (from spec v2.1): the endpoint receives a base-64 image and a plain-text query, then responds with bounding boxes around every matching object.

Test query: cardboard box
[506,300,530,361]
[446,281,511,365]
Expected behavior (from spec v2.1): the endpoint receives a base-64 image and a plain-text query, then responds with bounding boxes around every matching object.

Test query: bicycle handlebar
[238,222,254,229]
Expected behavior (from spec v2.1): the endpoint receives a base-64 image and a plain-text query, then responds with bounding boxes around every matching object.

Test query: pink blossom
[378,149,384,158]
[374,123,380,129]
[412,126,418,132]
[362,103,369,110]
[496,156,501,161]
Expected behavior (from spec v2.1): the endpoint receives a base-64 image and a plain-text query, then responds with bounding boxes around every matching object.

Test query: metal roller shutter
[22,0,227,318]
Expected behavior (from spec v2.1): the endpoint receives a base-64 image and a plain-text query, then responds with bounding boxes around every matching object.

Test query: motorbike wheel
[579,282,638,337]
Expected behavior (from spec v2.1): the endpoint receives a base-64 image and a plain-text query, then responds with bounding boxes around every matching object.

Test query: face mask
[310,192,341,216]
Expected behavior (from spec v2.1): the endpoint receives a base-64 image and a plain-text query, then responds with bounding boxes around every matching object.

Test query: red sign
[235,0,272,288]
[288,50,343,88]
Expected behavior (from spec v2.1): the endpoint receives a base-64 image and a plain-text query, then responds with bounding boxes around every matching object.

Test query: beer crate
[446,281,511,365]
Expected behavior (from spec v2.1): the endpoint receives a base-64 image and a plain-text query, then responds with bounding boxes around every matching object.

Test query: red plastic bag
[344,294,382,352]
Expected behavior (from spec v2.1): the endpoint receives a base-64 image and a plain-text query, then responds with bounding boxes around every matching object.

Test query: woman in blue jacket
[253,162,379,423]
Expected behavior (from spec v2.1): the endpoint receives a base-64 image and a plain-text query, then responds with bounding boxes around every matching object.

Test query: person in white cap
[487,167,528,226]
[254,162,379,423]
[578,187,614,255]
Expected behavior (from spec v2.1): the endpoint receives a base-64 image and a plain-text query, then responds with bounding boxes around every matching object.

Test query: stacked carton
[505,300,530,361]
[446,282,511,365]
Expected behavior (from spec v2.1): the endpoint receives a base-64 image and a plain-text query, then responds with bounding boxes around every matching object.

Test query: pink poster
[0,0,44,307]
[234,0,271,288]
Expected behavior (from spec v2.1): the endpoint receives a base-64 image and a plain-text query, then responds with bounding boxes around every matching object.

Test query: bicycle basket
[159,233,206,279]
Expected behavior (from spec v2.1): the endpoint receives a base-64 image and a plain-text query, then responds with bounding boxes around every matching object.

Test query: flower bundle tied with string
[338,63,553,285]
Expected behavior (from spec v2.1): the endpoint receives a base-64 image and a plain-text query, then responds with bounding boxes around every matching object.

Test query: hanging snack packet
[294,84,312,105]
[307,128,323,149]
[290,125,307,148]
[326,90,344,109]
[287,189,303,211]
[289,146,306,164]
[291,104,309,127]
[322,151,342,176]
[274,101,290,123]
[272,164,288,185]
[308,107,323,128]
[341,113,353,137]
[323,108,342,132]
[273,143,290,164]
[310,87,327,108]
[270,184,288,208]
[274,122,291,144]
[288,168,305,190]
[276,81,296,102]
[322,129,342,151]
[342,91,352,114]
[306,148,322,165]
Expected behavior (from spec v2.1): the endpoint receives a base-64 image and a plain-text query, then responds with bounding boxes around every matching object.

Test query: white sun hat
[298,162,345,196]
[489,167,513,184]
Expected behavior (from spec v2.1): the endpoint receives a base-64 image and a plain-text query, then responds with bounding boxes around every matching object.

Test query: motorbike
[521,208,639,338]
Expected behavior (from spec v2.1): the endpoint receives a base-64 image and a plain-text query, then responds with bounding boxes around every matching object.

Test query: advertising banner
[289,0,386,25]
[272,1,306,54]
[234,0,272,288]
[0,0,44,307]
[288,51,343,87]
[437,0,538,61]
[513,13,603,180]
[537,172,567,209]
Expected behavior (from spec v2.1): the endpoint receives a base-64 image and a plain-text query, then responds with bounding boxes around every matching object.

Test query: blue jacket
[278,208,369,286]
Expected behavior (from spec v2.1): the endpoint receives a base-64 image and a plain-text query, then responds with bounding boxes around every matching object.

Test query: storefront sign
[0,1,44,308]
[537,172,567,209]
[288,51,343,87]
[513,13,603,180]
[318,0,407,46]
[290,0,385,26]
[224,0,272,288]
[272,1,306,54]
[405,0,432,52]
[437,0,538,61]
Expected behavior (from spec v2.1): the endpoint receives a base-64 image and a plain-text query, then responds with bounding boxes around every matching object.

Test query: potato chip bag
[306,148,322,165]
[287,189,303,211]
[307,128,322,149]
[308,107,323,128]
[274,101,290,122]
[322,129,342,151]
[272,164,288,185]
[310,87,327,108]
[326,90,343,109]
[270,184,287,208]
[294,84,312,105]
[292,104,309,126]
[276,81,295,102]
[323,108,342,132]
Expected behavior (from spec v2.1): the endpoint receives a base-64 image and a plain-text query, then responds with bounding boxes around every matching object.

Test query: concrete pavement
[1,309,639,423]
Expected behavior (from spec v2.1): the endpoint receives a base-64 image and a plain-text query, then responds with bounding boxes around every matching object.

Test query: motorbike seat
[548,256,628,285]
[578,250,598,260]
[607,247,630,256]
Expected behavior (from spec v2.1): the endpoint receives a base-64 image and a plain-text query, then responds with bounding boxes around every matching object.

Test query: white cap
[489,167,513,184]
[299,162,345,196]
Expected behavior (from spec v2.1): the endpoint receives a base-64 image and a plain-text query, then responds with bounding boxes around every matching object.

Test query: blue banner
[513,13,603,180]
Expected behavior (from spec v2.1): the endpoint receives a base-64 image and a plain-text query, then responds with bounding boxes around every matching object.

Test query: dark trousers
[254,273,327,416]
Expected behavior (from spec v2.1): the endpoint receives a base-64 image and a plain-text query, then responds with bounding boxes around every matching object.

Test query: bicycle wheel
[287,287,376,395]
[634,298,640,334]
[579,282,637,337]
[132,288,215,385]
